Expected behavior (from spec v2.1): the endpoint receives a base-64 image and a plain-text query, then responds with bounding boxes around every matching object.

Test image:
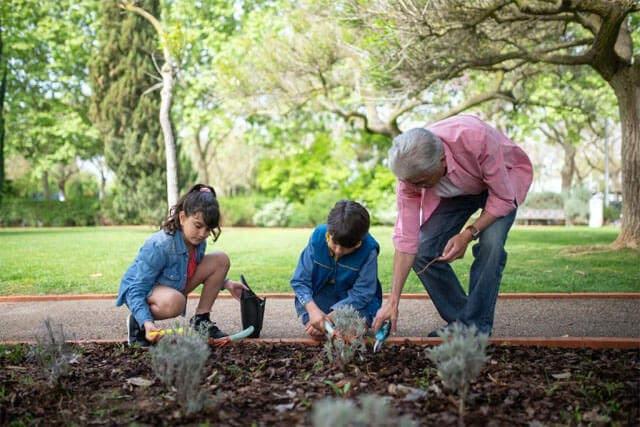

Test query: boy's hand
[144,321,161,342]
[306,301,328,334]
[224,279,248,301]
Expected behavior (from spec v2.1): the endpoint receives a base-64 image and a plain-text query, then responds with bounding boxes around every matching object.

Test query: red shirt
[187,249,197,281]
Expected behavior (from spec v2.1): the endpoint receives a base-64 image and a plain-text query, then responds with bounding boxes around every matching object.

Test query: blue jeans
[413,192,516,334]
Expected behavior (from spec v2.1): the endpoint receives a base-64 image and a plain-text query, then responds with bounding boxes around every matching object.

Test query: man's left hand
[224,279,248,301]
[439,231,473,262]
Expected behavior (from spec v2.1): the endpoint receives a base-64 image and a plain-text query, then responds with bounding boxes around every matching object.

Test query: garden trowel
[373,320,391,353]
[209,325,255,347]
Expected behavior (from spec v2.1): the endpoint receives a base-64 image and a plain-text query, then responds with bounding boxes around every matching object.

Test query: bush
[0,197,100,227]
[288,191,345,227]
[522,192,564,210]
[563,187,591,225]
[219,194,269,226]
[253,199,293,227]
[150,327,211,415]
[604,201,622,224]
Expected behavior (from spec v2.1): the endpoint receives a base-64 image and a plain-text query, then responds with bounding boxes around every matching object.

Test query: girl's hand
[224,279,248,301]
[144,321,161,342]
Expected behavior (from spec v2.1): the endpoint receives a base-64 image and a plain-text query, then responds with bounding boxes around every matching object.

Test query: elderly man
[373,114,533,336]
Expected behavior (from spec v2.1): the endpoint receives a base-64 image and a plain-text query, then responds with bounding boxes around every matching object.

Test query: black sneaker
[127,314,150,347]
[190,313,228,339]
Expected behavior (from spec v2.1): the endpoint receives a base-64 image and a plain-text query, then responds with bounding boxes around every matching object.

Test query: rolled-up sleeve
[331,251,378,311]
[290,242,315,307]
[392,180,422,254]
[127,243,165,326]
[479,136,517,218]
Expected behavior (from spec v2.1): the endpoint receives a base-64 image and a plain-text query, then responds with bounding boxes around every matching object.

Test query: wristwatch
[465,224,480,240]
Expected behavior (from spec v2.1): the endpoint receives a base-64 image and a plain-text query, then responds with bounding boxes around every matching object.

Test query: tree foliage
[89,0,167,224]
[1,0,100,200]
[347,0,639,248]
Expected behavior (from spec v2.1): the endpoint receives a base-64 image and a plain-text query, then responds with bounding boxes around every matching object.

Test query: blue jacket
[116,229,206,326]
[291,224,382,324]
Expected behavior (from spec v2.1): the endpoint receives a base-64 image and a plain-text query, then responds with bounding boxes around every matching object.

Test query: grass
[0,226,638,295]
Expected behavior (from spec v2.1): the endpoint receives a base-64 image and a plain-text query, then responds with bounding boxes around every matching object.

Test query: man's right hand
[372,300,399,334]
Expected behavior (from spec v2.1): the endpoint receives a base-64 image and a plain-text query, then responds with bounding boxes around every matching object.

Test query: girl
[116,183,246,346]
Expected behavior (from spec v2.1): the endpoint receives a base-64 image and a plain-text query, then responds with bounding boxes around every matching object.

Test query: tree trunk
[193,130,210,184]
[42,171,50,200]
[0,28,6,205]
[610,65,639,249]
[560,143,576,193]
[159,62,178,209]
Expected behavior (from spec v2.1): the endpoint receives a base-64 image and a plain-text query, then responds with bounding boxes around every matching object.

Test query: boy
[291,200,383,338]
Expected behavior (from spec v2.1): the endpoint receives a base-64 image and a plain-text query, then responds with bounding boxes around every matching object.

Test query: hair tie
[199,187,212,193]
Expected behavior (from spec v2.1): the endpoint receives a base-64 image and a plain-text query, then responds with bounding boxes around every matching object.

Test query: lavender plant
[150,325,211,415]
[426,322,489,426]
[323,305,366,367]
[30,318,78,386]
[312,394,415,427]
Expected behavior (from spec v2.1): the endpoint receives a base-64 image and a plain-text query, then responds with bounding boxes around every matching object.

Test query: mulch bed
[1,342,638,425]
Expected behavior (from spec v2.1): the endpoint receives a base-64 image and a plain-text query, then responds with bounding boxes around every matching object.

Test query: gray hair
[387,128,444,180]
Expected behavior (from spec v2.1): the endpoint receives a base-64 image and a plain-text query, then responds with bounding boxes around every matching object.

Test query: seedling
[30,318,78,387]
[323,305,366,367]
[426,323,489,427]
[150,326,211,415]
[311,394,415,427]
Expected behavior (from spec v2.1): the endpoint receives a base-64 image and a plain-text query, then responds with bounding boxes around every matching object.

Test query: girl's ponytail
[162,184,222,241]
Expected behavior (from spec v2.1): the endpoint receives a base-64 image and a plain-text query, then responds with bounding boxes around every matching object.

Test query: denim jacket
[291,224,382,324]
[116,229,206,326]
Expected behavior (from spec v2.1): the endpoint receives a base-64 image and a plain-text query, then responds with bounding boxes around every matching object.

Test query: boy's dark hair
[326,200,370,248]
[162,184,222,241]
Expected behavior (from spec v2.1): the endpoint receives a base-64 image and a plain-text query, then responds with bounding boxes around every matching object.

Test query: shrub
[324,306,367,367]
[521,192,564,210]
[426,323,489,426]
[312,394,415,427]
[0,198,100,227]
[563,187,591,225]
[219,194,269,226]
[150,327,211,415]
[30,318,78,387]
[604,201,622,224]
[252,199,292,227]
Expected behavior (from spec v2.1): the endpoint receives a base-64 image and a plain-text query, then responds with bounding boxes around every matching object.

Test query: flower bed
[1,341,638,425]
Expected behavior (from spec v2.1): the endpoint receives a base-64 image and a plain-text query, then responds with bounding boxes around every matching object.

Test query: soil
[1,342,638,426]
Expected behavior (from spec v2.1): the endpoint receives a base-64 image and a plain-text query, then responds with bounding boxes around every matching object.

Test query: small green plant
[30,318,78,386]
[426,323,489,427]
[150,326,211,415]
[311,394,415,427]
[323,379,351,397]
[323,306,367,367]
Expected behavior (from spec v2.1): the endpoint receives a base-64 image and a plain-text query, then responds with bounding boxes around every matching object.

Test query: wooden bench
[516,208,565,225]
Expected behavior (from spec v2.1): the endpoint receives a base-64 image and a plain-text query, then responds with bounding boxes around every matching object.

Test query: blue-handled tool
[373,320,391,352]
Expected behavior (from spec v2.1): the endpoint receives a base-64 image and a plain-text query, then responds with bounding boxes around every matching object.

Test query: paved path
[1,296,638,342]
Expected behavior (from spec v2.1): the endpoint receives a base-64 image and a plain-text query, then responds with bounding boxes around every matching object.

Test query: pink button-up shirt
[393,115,533,254]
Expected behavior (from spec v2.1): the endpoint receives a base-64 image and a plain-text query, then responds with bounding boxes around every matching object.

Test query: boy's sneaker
[190,313,228,339]
[127,314,150,348]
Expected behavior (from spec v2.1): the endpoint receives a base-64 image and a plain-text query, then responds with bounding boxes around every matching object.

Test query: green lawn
[0,226,638,295]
